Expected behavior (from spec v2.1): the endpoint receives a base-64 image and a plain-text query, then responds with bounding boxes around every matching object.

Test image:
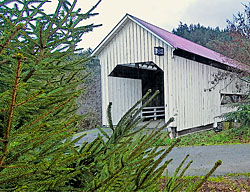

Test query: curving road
[164,144,250,176]
[76,128,250,176]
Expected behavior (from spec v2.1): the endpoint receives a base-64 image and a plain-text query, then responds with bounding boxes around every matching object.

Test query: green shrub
[225,103,250,126]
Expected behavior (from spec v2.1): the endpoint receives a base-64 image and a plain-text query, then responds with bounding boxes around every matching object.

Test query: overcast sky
[43,0,249,50]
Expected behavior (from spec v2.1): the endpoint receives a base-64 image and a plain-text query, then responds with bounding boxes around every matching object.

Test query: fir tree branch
[23,48,45,82]
[0,59,8,65]
[0,90,43,113]
[192,160,222,192]
[0,139,8,143]
[0,55,23,167]
[88,167,124,192]
[20,95,76,131]
[0,21,23,54]
[47,0,77,38]
[139,138,181,187]
[23,68,35,82]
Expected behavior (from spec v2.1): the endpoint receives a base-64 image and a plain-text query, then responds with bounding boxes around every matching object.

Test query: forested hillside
[172,22,230,51]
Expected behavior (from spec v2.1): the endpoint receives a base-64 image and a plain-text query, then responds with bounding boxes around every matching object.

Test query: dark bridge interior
[109,64,164,107]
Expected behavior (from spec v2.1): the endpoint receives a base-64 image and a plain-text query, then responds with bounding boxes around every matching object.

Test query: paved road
[75,129,250,176]
[165,144,250,176]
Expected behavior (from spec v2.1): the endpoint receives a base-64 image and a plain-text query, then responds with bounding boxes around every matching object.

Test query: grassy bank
[157,126,250,147]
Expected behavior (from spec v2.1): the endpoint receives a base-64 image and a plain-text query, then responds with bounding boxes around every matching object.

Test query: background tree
[211,3,250,126]
[173,4,250,126]
[172,22,230,50]
[77,49,102,131]
[208,3,250,69]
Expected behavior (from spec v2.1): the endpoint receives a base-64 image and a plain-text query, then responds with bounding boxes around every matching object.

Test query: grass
[156,126,250,147]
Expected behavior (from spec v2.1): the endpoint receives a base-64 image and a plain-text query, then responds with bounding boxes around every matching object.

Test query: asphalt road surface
[76,129,250,176]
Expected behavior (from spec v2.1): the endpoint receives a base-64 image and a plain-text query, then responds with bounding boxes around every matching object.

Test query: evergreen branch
[0,139,8,143]
[0,91,9,99]
[107,102,114,132]
[128,117,174,159]
[20,95,76,131]
[0,22,23,54]
[97,126,110,140]
[0,55,23,167]
[88,167,124,192]
[0,59,9,65]
[46,0,64,35]
[191,160,222,192]
[48,0,77,38]
[0,90,43,113]
[22,48,45,82]
[37,119,79,157]
[174,154,189,177]
[5,127,75,165]
[179,160,193,178]
[86,0,102,15]
[139,159,173,190]
[139,138,181,186]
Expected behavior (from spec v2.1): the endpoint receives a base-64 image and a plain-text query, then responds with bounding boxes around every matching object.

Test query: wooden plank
[167,46,175,126]
[108,77,142,124]
[140,25,145,62]
[125,23,130,64]
[148,31,153,61]
[129,22,134,63]
[134,22,139,63]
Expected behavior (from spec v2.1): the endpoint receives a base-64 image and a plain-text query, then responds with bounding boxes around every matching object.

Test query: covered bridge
[92,14,249,135]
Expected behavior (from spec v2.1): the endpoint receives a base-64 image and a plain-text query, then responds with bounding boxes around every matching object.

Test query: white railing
[141,106,165,120]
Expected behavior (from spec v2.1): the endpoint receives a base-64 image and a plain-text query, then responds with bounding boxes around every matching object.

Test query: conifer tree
[0,0,221,190]
[0,0,102,190]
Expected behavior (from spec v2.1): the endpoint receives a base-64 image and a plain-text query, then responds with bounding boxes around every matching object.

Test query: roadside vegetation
[160,174,250,191]
[157,126,250,147]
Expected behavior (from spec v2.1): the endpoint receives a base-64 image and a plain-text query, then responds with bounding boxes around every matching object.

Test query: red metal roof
[129,14,247,71]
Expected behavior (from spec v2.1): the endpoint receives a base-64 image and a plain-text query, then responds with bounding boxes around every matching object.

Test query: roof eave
[92,14,175,57]
[127,14,174,49]
[91,14,130,56]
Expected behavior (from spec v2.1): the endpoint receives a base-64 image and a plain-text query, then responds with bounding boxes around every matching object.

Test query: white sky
[43,0,249,50]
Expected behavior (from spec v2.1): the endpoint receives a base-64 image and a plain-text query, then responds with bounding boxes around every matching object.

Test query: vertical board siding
[102,20,169,72]
[98,19,248,129]
[108,77,142,125]
[171,55,248,131]
[99,20,170,125]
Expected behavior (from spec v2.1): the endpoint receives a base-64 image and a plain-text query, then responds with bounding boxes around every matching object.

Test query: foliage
[157,126,250,147]
[77,51,101,131]
[172,22,230,49]
[209,3,250,68]
[0,0,221,191]
[173,4,250,126]
[0,0,102,190]
[68,90,221,192]
[225,102,250,126]
[210,3,250,125]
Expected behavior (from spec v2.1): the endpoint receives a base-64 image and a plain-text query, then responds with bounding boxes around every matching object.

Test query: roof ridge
[129,14,247,71]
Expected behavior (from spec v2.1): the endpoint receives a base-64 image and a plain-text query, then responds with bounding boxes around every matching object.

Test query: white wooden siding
[99,20,169,75]
[98,20,170,126]
[170,55,248,131]
[97,17,248,131]
[108,77,142,125]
